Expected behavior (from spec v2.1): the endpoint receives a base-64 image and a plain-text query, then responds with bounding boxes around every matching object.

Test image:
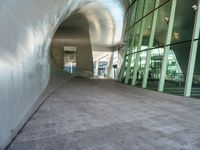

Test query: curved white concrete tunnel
[0,0,126,148]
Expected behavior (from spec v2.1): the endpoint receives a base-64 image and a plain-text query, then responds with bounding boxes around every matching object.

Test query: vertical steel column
[142,0,160,88]
[184,1,200,97]
[131,1,148,85]
[158,0,177,92]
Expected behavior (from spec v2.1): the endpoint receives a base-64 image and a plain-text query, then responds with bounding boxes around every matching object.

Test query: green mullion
[158,0,177,92]
[142,0,160,88]
[184,1,200,97]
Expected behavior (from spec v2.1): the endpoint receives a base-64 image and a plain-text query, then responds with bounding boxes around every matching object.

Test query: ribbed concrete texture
[9,77,200,150]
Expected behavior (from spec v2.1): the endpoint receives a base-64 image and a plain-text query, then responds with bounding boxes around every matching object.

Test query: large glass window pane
[171,0,196,44]
[147,47,164,90]
[132,21,142,53]
[125,22,142,84]
[154,1,172,47]
[134,14,153,87]
[142,13,153,47]
[159,0,170,6]
[127,8,132,29]
[163,42,191,96]
[144,0,155,16]
[135,0,145,22]
[128,53,136,84]
[129,2,138,27]
[136,51,147,87]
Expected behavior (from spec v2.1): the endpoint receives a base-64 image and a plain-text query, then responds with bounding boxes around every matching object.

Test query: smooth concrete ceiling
[51,14,94,75]
[60,0,125,51]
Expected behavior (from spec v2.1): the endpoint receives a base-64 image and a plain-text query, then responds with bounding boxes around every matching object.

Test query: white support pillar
[95,60,99,76]
[107,52,114,79]
[158,0,177,92]
[184,1,200,97]
[70,62,73,74]
[142,0,160,88]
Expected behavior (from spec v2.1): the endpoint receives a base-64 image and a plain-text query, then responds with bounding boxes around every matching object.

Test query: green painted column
[142,0,160,88]
[158,0,177,92]
[131,1,148,86]
[184,1,200,97]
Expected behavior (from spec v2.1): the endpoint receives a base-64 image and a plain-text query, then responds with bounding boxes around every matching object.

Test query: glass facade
[120,0,200,98]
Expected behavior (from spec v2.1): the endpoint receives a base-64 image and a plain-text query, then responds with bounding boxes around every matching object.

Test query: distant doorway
[64,46,77,74]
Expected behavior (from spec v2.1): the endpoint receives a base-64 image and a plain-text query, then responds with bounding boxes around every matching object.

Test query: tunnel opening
[50,11,122,79]
[50,13,94,78]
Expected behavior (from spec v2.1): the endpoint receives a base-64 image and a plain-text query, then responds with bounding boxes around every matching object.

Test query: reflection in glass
[146,48,164,90]
[135,0,145,22]
[164,42,191,96]
[144,0,155,16]
[171,0,196,44]
[154,1,172,47]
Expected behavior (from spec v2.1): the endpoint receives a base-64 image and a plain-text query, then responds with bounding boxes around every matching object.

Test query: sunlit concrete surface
[8,77,200,150]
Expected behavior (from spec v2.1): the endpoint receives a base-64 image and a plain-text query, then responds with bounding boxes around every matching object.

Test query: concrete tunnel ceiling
[55,0,126,52]
[0,0,127,148]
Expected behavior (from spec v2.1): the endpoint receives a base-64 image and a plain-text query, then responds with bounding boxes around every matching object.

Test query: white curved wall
[0,0,84,148]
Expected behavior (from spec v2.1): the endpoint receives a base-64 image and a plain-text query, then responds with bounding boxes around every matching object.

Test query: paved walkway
[9,77,200,150]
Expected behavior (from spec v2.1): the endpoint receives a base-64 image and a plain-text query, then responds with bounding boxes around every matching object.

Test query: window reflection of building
[138,47,182,82]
